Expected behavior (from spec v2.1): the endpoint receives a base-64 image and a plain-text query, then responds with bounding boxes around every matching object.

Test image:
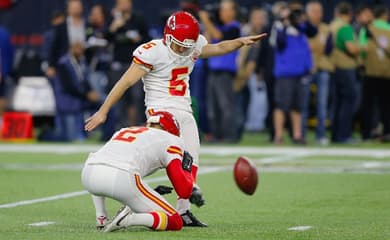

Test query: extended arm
[84,62,147,131]
[199,33,267,58]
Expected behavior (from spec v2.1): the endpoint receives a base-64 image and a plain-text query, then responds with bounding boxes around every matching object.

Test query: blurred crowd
[0,0,389,145]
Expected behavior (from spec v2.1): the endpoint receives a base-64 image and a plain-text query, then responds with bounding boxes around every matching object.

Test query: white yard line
[0,154,306,170]
[0,163,84,171]
[1,144,390,157]
[255,152,310,165]
[0,166,228,209]
[288,226,313,231]
[27,221,56,227]
[0,190,88,209]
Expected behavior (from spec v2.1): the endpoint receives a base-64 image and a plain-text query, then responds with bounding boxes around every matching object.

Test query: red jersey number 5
[169,67,189,96]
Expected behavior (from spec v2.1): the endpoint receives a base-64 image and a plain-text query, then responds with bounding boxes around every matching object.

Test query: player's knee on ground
[150,211,183,231]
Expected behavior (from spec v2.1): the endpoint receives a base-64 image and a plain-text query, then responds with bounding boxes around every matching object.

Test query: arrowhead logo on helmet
[167,15,176,30]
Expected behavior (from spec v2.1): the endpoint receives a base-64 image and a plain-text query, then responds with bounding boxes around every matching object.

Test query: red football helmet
[163,11,200,57]
[147,111,180,137]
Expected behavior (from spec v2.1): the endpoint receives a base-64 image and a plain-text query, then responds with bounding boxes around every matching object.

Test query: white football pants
[81,164,177,215]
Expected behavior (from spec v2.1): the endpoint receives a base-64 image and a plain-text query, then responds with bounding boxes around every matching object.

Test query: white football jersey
[133,35,208,112]
[86,126,185,177]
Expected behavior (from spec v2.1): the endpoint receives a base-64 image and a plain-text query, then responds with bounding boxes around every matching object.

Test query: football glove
[189,186,205,207]
[154,185,173,195]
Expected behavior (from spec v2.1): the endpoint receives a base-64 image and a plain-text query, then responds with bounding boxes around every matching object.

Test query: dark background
[0,0,389,46]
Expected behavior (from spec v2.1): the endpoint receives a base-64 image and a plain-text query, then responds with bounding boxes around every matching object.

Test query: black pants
[361,76,390,139]
[331,69,358,142]
[207,70,236,141]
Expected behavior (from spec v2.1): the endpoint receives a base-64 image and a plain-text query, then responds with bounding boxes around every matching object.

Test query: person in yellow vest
[302,0,334,145]
[360,5,390,142]
[329,2,362,143]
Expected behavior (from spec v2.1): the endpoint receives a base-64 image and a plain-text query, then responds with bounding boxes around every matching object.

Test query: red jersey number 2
[169,67,189,96]
[113,127,149,143]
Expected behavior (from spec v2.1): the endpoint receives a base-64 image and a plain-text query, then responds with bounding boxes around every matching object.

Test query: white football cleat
[103,205,132,233]
[96,216,109,230]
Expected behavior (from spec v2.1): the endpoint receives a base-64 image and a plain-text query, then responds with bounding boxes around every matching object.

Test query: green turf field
[1,144,390,240]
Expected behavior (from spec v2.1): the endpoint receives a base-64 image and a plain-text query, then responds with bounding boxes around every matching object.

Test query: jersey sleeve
[195,34,208,55]
[163,138,193,199]
[132,41,159,72]
[162,136,186,166]
[165,145,184,164]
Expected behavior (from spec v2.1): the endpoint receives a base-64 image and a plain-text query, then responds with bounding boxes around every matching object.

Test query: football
[233,156,258,195]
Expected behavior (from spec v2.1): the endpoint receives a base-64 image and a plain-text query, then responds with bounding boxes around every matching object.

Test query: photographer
[269,6,313,144]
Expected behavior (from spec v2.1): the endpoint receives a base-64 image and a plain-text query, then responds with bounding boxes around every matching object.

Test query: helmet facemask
[165,34,196,58]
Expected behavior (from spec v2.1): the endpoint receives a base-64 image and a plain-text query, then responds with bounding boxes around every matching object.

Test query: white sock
[176,198,190,215]
[91,195,108,218]
[122,213,154,228]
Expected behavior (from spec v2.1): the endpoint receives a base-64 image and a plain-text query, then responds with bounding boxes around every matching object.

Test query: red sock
[192,165,198,183]
[150,211,182,231]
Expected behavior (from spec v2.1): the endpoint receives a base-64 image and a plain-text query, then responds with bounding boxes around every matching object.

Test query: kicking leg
[175,111,207,227]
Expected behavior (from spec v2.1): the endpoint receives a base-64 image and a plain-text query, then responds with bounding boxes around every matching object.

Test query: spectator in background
[270,7,312,144]
[353,5,374,123]
[303,0,334,145]
[255,1,288,142]
[329,2,361,143]
[51,42,100,141]
[0,25,13,127]
[355,5,374,50]
[41,11,65,73]
[85,4,115,141]
[106,0,150,128]
[47,0,85,79]
[85,4,110,76]
[199,0,241,142]
[235,7,268,139]
[361,5,390,142]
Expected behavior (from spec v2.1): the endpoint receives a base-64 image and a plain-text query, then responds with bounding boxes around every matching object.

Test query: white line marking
[0,166,228,209]
[0,191,87,209]
[288,226,313,231]
[361,162,390,168]
[256,152,310,164]
[1,144,390,157]
[0,163,84,171]
[28,221,56,227]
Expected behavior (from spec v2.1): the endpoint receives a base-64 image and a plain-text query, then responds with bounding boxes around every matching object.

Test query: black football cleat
[181,210,208,227]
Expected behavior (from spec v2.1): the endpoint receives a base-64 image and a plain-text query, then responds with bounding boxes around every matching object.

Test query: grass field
[1,143,390,240]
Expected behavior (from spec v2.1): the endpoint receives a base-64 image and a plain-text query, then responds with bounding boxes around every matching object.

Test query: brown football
[233,156,258,195]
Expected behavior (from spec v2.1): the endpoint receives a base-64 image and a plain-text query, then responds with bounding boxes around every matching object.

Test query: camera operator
[269,6,313,144]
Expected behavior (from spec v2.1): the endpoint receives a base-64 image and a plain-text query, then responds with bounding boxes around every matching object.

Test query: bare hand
[84,111,107,132]
[87,91,100,103]
[198,10,210,21]
[110,18,125,32]
[46,67,56,78]
[238,33,267,46]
